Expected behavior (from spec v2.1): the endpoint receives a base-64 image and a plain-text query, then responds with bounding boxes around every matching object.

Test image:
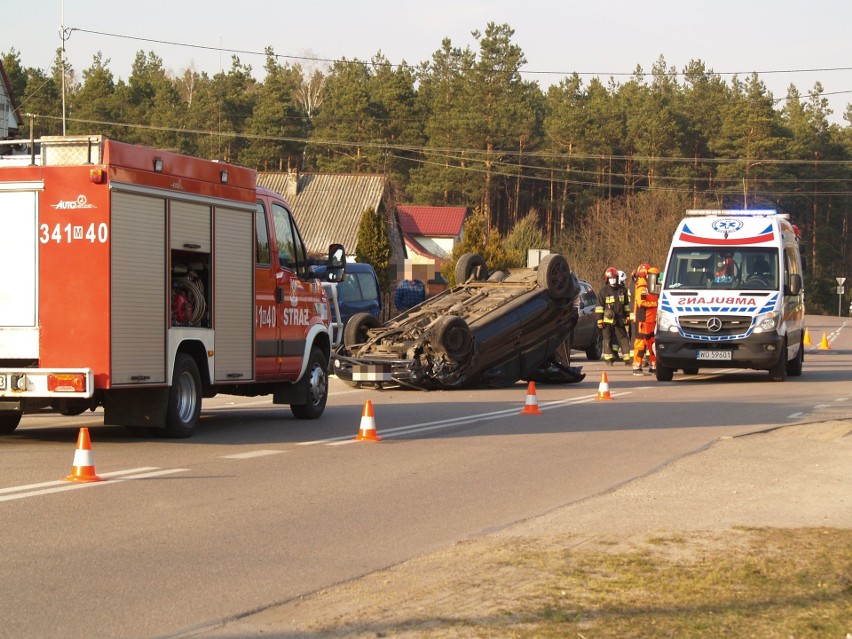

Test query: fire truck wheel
[0,412,22,435]
[290,347,328,420]
[164,353,202,438]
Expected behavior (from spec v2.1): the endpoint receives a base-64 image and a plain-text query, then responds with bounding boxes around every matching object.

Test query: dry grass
[464,528,852,639]
[293,528,852,639]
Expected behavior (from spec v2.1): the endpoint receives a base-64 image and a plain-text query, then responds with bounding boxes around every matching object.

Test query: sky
[3,0,851,125]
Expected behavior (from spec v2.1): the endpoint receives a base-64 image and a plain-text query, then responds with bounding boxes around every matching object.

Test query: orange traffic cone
[519,381,542,415]
[803,327,812,346]
[64,427,104,482]
[595,371,614,400]
[818,331,831,350]
[354,400,382,441]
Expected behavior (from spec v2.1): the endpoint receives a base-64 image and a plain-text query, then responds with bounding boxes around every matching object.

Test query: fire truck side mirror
[325,244,347,282]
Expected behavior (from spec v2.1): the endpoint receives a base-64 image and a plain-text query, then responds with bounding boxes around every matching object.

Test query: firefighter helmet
[636,263,650,278]
[617,270,627,285]
[604,266,618,280]
[647,266,661,294]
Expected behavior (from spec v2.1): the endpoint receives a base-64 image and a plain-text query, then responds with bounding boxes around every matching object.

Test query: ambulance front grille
[679,314,752,337]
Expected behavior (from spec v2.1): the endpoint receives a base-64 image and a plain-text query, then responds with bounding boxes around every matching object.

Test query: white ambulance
[655,210,805,382]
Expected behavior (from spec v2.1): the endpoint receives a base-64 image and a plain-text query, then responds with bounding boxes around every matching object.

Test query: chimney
[285,167,299,200]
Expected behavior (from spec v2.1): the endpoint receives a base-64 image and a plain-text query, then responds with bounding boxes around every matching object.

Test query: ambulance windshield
[664,248,779,290]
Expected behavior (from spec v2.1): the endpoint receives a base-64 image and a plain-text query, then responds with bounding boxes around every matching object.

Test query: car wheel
[655,364,674,382]
[343,312,381,349]
[164,353,202,438]
[537,253,572,298]
[455,253,488,284]
[290,347,329,419]
[585,327,603,361]
[433,315,473,361]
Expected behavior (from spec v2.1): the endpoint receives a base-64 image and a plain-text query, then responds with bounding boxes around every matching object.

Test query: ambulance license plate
[0,374,5,390]
[697,350,732,360]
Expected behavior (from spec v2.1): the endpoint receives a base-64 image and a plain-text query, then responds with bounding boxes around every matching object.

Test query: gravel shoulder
[201,419,852,638]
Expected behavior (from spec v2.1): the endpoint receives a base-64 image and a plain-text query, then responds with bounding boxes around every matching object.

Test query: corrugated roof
[397,206,467,237]
[258,172,406,265]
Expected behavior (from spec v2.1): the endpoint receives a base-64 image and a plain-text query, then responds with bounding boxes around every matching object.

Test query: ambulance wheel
[344,313,381,349]
[682,367,699,375]
[786,336,804,377]
[537,253,572,299]
[164,353,202,438]
[655,364,674,382]
[0,412,22,435]
[768,344,787,382]
[455,253,488,284]
[291,347,328,420]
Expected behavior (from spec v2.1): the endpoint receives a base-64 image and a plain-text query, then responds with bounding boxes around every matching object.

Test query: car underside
[332,253,585,389]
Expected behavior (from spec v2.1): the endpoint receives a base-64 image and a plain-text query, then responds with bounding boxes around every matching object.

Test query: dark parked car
[313,262,382,328]
[332,253,582,389]
[568,278,603,361]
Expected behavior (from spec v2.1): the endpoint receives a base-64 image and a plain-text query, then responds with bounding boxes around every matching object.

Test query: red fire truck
[0,136,344,437]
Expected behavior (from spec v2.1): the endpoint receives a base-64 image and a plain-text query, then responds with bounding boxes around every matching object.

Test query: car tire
[585,327,603,361]
[455,253,488,284]
[433,315,473,361]
[655,364,674,382]
[344,312,381,349]
[537,253,572,298]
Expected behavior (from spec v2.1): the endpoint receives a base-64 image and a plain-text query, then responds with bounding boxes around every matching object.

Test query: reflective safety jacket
[595,283,630,325]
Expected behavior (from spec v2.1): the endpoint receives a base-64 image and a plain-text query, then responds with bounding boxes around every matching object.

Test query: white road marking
[787,412,804,419]
[221,450,285,459]
[298,391,632,445]
[0,467,188,503]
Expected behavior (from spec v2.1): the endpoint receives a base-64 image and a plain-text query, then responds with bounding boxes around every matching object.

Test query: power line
[69,26,852,82]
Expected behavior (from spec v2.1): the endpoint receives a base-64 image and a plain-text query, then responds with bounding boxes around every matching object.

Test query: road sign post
[838,277,847,317]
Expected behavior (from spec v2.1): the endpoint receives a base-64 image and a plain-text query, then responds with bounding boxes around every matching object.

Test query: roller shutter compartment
[110,191,167,384]
[213,207,254,381]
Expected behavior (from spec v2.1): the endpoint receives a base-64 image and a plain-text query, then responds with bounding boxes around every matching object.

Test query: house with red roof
[397,205,467,285]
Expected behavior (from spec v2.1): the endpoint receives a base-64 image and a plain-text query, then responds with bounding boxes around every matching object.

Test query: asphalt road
[1,314,849,639]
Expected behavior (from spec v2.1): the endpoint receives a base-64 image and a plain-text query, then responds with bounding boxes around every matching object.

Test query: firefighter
[632,264,660,375]
[596,267,632,366]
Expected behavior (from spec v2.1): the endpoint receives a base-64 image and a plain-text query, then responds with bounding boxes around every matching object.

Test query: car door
[572,281,596,349]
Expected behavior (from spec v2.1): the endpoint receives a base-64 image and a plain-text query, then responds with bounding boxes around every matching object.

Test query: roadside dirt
[201,419,852,638]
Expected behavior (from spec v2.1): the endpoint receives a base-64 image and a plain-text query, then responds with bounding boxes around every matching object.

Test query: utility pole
[59,0,67,135]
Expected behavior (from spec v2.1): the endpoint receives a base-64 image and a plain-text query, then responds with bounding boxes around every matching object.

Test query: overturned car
[331,253,584,389]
